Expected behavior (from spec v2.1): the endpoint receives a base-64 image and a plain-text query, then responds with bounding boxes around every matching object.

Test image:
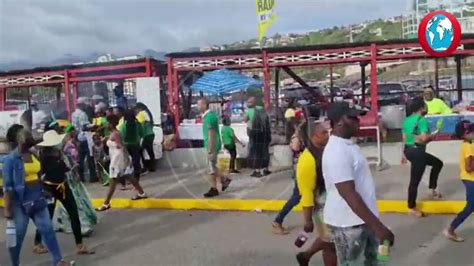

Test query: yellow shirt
[284,108,296,120]
[117,117,124,130]
[136,111,146,123]
[426,98,452,115]
[0,155,40,186]
[460,142,474,181]
[93,117,105,127]
[296,149,317,208]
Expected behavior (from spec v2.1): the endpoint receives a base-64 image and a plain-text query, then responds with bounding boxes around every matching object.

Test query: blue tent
[190,69,262,95]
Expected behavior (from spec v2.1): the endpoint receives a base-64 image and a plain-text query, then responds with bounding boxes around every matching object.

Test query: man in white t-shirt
[31,103,48,131]
[323,102,394,264]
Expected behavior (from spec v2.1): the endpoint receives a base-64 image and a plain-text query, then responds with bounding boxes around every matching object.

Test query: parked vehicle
[357,82,410,107]
[280,86,328,108]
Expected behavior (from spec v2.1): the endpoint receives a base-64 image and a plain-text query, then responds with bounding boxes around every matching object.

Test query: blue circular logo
[425,14,454,52]
[419,11,462,57]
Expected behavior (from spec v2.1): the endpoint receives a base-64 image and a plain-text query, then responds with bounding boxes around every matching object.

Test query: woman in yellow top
[2,124,71,266]
[444,120,474,242]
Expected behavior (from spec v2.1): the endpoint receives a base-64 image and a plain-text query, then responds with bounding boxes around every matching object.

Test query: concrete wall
[158,145,294,170]
[360,140,461,166]
[158,141,460,170]
[157,148,208,169]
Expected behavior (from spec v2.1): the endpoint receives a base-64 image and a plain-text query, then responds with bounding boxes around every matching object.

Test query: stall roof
[167,34,474,59]
[0,58,165,77]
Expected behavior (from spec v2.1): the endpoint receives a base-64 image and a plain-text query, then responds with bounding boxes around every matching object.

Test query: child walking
[221,117,243,174]
[96,115,148,212]
[444,120,474,242]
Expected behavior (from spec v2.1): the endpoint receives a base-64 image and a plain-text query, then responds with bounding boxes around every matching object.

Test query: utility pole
[348,25,353,43]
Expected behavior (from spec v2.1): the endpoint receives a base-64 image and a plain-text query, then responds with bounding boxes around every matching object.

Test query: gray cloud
[0,0,408,65]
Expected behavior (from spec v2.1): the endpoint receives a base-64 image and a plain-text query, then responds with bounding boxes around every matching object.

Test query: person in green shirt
[118,109,143,182]
[198,98,231,198]
[423,87,453,115]
[221,117,244,174]
[402,97,443,218]
[135,102,156,172]
[244,96,263,131]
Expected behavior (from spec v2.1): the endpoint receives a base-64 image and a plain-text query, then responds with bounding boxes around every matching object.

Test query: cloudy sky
[0,0,410,65]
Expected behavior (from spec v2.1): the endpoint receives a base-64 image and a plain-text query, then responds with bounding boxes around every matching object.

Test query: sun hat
[37,130,67,147]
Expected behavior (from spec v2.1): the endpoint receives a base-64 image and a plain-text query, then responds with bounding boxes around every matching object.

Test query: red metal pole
[64,70,71,120]
[145,58,152,77]
[70,73,148,83]
[262,50,271,110]
[72,82,78,110]
[167,58,174,113]
[370,44,379,114]
[0,87,4,111]
[173,69,180,130]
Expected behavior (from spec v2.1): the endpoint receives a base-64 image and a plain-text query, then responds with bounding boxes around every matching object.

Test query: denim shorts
[328,224,378,266]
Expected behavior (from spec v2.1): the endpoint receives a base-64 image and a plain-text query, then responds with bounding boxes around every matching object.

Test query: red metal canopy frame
[0,58,165,118]
[166,35,474,129]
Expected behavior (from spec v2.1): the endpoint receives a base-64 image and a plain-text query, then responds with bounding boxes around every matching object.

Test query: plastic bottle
[6,219,17,248]
[377,240,390,263]
[436,119,443,131]
[294,231,309,248]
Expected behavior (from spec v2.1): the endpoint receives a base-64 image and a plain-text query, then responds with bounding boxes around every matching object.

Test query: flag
[256,0,278,44]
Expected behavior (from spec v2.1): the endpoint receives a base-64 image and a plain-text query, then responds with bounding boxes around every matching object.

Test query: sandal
[76,244,95,255]
[408,208,424,218]
[95,204,111,212]
[443,229,465,242]
[131,193,148,200]
[56,261,74,266]
[429,190,443,200]
[33,244,48,254]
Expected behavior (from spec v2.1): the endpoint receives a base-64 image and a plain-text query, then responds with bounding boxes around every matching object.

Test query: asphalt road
[1,210,474,266]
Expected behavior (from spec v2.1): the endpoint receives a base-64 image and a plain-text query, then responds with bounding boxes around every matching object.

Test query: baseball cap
[327,102,367,121]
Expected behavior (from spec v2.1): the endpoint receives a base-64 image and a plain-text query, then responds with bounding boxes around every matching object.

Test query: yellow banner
[256,0,277,43]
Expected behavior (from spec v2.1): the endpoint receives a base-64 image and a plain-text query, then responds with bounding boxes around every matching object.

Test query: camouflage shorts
[313,193,332,242]
[328,224,379,266]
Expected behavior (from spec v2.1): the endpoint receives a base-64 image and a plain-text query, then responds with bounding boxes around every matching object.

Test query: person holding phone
[402,97,444,218]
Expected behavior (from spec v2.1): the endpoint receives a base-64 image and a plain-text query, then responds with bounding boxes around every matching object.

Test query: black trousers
[224,144,237,171]
[127,144,142,181]
[79,141,97,183]
[141,135,156,171]
[405,146,443,209]
[35,184,82,245]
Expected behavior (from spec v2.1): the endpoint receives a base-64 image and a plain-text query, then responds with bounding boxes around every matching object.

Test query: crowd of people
[5,85,474,265]
[2,85,158,265]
